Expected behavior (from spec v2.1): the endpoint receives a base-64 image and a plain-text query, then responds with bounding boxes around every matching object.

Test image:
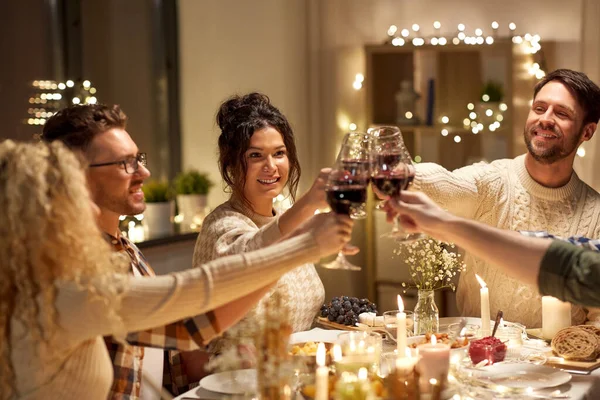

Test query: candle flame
[397,295,404,312]
[332,344,342,362]
[431,335,437,345]
[316,342,326,367]
[500,317,504,326]
[475,273,487,288]
[358,367,368,380]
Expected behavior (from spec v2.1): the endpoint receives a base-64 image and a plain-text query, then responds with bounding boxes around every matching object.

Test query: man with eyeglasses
[41,104,240,398]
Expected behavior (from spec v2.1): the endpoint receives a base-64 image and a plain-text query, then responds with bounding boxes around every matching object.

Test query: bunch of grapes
[319,296,378,326]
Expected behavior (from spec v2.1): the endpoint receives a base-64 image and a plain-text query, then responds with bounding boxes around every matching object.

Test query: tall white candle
[397,295,407,356]
[542,296,571,339]
[475,274,491,337]
[315,342,329,400]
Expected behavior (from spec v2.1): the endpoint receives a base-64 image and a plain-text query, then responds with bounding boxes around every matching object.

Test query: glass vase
[413,289,439,335]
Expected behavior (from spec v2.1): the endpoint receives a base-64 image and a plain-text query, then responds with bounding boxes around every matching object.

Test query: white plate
[199,369,256,394]
[290,328,349,344]
[474,362,572,389]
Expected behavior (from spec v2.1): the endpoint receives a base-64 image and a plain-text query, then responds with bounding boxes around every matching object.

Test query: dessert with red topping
[468,336,507,365]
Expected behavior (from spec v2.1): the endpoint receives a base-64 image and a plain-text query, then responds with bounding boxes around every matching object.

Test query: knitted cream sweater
[414,154,600,328]
[10,233,320,399]
[193,200,325,355]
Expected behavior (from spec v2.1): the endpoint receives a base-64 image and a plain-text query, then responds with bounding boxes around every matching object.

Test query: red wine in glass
[371,175,407,197]
[326,184,367,215]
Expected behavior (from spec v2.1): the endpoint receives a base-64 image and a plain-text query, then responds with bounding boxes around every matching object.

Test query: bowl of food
[289,341,335,371]
[468,336,507,365]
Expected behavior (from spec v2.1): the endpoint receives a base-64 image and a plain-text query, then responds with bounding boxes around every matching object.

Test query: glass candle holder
[336,331,382,376]
[447,323,480,340]
[383,310,415,341]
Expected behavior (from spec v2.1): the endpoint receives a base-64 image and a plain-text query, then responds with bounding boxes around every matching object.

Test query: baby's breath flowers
[394,237,466,291]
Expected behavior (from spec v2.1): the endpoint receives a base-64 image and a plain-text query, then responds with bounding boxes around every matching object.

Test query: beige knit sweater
[414,154,600,328]
[193,200,325,355]
[10,233,320,399]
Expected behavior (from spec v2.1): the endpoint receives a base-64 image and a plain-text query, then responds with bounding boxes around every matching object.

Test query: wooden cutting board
[315,317,393,337]
[315,316,365,331]
[545,354,600,373]
[527,328,600,373]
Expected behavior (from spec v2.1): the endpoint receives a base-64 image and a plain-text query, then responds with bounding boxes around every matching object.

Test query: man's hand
[386,191,456,243]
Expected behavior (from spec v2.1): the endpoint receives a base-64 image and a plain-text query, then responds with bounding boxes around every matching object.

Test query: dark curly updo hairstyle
[216,92,300,209]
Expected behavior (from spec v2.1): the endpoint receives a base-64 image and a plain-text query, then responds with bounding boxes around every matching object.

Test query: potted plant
[142,180,173,238]
[174,169,214,232]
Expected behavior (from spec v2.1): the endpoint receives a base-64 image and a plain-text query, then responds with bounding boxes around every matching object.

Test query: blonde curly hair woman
[0,140,353,399]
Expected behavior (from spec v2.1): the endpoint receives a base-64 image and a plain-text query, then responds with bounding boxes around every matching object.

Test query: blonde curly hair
[0,140,128,399]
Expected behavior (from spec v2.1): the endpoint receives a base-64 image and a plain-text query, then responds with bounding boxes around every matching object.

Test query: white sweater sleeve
[55,233,319,344]
[203,211,282,258]
[413,161,496,220]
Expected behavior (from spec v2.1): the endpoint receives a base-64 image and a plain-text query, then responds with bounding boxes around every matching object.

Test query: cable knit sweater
[193,200,325,355]
[414,154,600,328]
[10,233,320,400]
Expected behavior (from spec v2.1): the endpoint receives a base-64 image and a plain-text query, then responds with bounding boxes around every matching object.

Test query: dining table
[174,320,600,400]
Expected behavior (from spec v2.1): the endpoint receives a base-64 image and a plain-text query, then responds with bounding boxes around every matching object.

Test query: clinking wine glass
[369,125,425,242]
[338,132,371,220]
[320,142,369,271]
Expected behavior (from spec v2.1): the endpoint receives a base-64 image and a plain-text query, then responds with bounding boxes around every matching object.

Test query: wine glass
[369,125,425,242]
[320,137,370,270]
[339,132,371,219]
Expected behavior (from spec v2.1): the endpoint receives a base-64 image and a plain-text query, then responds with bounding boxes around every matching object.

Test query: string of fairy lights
[347,20,552,152]
[26,79,98,126]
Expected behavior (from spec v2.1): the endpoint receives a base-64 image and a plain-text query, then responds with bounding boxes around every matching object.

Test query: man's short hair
[534,69,600,126]
[41,104,128,151]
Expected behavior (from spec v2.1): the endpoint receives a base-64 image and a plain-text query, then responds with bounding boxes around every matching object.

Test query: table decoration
[336,331,382,375]
[255,293,293,399]
[396,295,407,356]
[542,296,571,339]
[315,343,329,400]
[395,237,466,335]
[475,274,491,337]
[417,335,450,391]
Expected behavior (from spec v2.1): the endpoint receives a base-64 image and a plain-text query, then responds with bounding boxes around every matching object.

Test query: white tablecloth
[174,327,600,399]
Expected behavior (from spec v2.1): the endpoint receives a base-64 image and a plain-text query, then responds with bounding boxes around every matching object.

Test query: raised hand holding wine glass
[320,134,370,270]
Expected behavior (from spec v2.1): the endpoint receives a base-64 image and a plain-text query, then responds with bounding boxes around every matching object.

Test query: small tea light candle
[417,335,450,389]
[397,295,407,357]
[395,348,417,375]
[315,343,329,400]
[476,274,491,336]
[542,296,571,339]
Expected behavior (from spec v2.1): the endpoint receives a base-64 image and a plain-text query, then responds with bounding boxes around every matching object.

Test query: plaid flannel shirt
[105,234,219,398]
[519,231,600,251]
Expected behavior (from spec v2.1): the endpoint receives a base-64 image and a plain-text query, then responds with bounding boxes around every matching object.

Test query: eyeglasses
[89,153,147,174]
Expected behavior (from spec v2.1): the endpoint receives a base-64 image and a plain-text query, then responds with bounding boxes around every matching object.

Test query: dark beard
[523,125,583,165]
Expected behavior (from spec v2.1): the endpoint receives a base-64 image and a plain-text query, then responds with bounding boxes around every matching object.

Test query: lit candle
[395,348,417,375]
[542,296,571,339]
[315,342,329,400]
[476,274,491,337]
[332,344,342,362]
[397,295,407,356]
[416,336,450,391]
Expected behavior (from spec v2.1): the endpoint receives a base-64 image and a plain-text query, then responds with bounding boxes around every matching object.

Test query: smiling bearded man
[408,69,600,329]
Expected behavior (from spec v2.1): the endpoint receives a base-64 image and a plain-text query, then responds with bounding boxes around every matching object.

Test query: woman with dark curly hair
[191,92,335,370]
